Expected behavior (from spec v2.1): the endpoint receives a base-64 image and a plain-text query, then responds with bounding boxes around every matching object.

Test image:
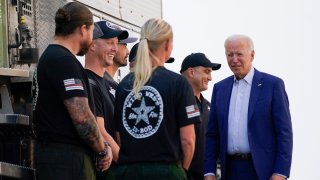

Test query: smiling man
[180,53,221,180]
[84,20,128,180]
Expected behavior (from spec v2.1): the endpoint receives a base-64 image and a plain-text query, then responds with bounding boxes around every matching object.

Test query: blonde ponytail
[132,18,173,99]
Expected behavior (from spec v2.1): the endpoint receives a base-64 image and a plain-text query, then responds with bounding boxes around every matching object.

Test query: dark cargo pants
[35,142,95,180]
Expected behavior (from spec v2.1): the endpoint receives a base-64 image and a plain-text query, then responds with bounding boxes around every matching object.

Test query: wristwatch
[97,141,109,158]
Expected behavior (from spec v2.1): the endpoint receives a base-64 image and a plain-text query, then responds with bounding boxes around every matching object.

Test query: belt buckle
[238,153,250,159]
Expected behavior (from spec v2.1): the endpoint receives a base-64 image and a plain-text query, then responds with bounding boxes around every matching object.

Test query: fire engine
[0,0,162,179]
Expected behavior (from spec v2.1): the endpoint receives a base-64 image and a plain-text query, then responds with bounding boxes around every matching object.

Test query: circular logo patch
[122,86,163,138]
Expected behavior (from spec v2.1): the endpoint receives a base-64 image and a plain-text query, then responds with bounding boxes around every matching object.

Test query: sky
[162,0,320,179]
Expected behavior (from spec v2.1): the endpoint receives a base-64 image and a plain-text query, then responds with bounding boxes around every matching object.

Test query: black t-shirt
[102,72,118,128]
[189,94,210,177]
[103,72,118,103]
[86,70,116,139]
[115,66,200,164]
[32,44,93,147]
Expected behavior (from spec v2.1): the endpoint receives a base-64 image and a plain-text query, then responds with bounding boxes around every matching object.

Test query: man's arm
[272,79,293,177]
[180,124,195,169]
[64,96,105,152]
[204,85,220,175]
[96,117,120,162]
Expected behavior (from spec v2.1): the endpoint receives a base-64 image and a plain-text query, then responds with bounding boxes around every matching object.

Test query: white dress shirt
[227,67,254,154]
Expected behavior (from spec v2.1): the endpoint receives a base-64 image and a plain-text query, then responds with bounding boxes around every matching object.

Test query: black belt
[228,153,252,160]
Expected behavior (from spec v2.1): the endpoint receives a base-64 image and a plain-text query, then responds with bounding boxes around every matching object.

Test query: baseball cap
[110,24,138,44]
[129,42,175,63]
[180,53,221,73]
[96,21,128,40]
[93,22,103,40]
[120,37,138,44]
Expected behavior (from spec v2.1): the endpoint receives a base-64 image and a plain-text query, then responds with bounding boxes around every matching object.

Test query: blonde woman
[109,18,200,180]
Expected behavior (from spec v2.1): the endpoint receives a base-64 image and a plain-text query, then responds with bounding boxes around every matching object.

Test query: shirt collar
[195,93,203,103]
[233,66,255,85]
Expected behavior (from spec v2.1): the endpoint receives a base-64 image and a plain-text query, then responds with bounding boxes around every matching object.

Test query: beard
[77,38,92,56]
[114,56,127,67]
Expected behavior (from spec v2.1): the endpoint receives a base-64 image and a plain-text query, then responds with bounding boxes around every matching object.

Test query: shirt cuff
[204,173,215,177]
[274,173,287,178]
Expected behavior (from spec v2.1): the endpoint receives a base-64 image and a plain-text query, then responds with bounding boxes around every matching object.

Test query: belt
[227,153,252,160]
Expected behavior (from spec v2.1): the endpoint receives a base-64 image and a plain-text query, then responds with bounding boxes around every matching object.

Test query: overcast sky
[162,0,320,179]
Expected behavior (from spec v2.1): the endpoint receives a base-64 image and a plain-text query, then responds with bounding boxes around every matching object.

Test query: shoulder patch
[64,78,84,91]
[186,105,200,118]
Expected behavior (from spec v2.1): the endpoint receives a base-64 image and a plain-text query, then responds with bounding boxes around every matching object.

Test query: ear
[187,68,195,78]
[164,39,170,51]
[250,50,255,62]
[79,24,87,37]
[89,41,96,51]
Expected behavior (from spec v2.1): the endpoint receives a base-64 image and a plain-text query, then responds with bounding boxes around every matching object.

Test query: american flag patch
[63,78,84,91]
[186,105,200,118]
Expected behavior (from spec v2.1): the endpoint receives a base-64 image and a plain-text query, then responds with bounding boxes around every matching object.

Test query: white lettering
[132,126,139,133]
[140,125,153,133]
[128,113,137,119]
[149,112,158,118]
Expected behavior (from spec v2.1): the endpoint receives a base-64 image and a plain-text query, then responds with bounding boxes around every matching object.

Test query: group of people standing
[32,2,293,180]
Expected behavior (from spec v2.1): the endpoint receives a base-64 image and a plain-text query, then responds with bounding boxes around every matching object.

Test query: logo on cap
[105,22,116,30]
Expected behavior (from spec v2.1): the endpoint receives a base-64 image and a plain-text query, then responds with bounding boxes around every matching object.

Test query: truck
[0,0,162,179]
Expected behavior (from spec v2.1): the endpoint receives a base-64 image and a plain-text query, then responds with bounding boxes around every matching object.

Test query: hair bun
[55,8,71,24]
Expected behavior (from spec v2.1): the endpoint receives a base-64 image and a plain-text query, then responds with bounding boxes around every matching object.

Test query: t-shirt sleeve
[47,56,88,100]
[175,76,201,127]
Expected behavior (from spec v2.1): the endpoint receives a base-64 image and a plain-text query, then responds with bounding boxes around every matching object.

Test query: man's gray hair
[224,34,254,52]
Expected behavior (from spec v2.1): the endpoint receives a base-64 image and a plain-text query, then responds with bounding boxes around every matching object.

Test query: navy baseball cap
[129,42,175,63]
[96,21,128,40]
[110,25,138,44]
[93,22,103,40]
[180,53,221,73]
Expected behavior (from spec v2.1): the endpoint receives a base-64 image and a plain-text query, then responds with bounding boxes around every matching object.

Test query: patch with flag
[63,78,84,91]
[186,105,200,118]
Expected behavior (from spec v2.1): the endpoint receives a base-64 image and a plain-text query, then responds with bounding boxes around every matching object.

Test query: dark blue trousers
[226,157,258,180]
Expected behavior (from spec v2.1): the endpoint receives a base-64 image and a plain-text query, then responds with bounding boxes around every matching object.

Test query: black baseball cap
[129,42,175,63]
[96,21,128,40]
[180,53,221,73]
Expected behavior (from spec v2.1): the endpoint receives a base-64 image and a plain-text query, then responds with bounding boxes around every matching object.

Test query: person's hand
[204,175,217,180]
[269,174,286,180]
[97,145,113,172]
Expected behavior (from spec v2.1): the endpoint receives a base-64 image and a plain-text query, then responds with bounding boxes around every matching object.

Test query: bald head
[224,34,254,52]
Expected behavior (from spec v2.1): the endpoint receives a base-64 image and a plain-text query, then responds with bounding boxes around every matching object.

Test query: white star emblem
[132,97,155,125]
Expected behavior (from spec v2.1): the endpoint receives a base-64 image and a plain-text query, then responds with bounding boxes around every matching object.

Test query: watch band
[97,141,109,157]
